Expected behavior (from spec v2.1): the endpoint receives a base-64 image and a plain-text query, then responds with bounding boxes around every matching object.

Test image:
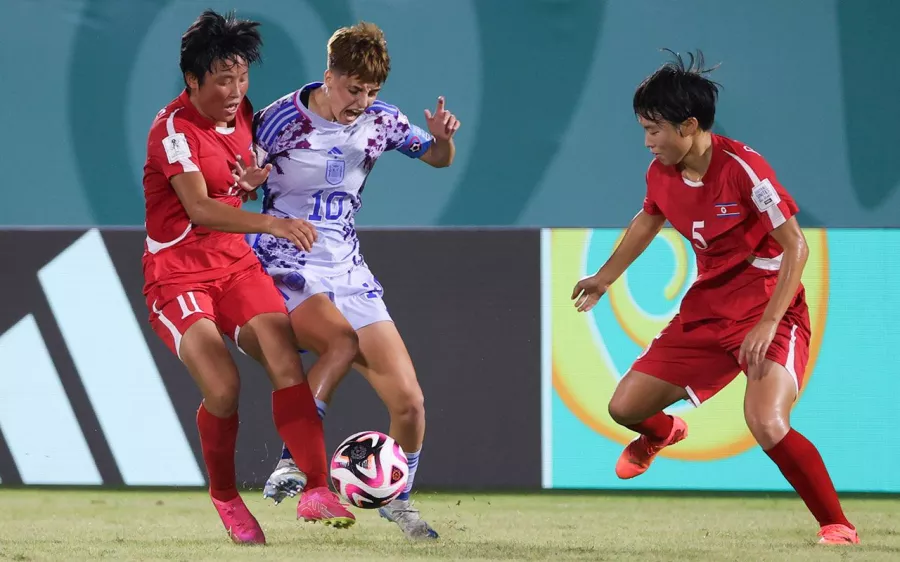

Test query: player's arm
[735,152,804,367]
[760,217,808,326]
[419,97,459,168]
[598,209,667,280]
[152,117,272,232]
[420,137,455,168]
[739,216,808,368]
[170,173,315,251]
[386,96,459,168]
[572,209,666,312]
[171,172,274,233]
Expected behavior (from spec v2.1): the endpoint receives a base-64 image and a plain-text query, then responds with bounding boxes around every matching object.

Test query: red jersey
[643,134,800,323]
[142,90,259,293]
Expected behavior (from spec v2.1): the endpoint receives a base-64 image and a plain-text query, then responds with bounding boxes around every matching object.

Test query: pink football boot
[615,416,688,479]
[211,495,266,545]
[297,486,356,529]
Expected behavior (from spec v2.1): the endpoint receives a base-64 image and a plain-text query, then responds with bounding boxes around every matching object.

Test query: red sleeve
[729,147,798,232]
[642,162,663,216]
[147,112,201,180]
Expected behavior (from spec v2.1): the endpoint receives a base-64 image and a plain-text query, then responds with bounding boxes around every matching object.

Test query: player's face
[639,116,692,166]
[193,57,249,125]
[325,71,382,125]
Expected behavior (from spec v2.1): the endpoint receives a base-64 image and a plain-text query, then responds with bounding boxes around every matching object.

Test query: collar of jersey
[294,82,359,131]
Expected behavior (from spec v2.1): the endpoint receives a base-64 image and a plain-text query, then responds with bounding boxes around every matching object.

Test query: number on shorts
[177,292,203,319]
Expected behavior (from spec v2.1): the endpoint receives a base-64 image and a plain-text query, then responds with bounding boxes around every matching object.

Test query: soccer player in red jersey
[571,51,858,545]
[142,10,353,543]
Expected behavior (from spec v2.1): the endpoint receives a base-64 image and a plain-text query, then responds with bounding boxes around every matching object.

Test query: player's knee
[268,359,306,389]
[607,397,640,427]
[745,411,790,449]
[203,382,241,417]
[322,328,359,367]
[390,385,425,426]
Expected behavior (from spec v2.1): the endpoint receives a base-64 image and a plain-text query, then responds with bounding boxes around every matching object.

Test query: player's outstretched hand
[739,320,778,370]
[424,96,461,141]
[571,274,611,313]
[269,218,318,252]
[231,154,273,194]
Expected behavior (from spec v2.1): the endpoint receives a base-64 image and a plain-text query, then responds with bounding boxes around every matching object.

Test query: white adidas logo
[0,229,204,486]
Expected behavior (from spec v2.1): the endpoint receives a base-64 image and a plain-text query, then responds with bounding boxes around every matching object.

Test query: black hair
[180,10,262,90]
[633,49,721,131]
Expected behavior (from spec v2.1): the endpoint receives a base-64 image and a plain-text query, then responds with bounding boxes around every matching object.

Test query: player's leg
[738,315,858,545]
[608,370,688,435]
[290,293,360,402]
[266,295,360,504]
[354,321,424,493]
[607,370,690,479]
[217,265,354,528]
[238,283,359,503]
[352,320,436,540]
[149,290,264,544]
[612,317,739,479]
[341,269,428,495]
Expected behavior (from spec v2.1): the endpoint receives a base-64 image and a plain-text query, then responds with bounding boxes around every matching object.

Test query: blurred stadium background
[1,0,898,559]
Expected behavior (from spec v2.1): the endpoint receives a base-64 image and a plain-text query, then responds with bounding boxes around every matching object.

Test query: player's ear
[185,72,200,93]
[679,117,699,137]
[323,69,336,91]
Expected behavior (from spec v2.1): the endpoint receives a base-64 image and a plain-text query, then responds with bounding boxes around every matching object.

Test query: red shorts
[145,261,287,359]
[631,299,810,406]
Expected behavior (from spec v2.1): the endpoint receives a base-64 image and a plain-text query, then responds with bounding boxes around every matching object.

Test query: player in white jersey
[243,22,459,540]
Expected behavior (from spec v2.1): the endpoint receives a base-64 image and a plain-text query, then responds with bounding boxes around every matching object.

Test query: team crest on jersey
[325,159,345,185]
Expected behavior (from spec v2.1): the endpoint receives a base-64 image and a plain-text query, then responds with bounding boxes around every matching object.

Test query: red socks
[272,382,328,489]
[625,412,674,442]
[765,428,853,529]
[196,383,328,499]
[196,404,239,502]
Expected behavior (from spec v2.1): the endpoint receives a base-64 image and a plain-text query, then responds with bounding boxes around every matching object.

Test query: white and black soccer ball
[330,431,409,509]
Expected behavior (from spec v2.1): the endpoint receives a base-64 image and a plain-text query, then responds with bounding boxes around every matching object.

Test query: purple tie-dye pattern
[252,210,308,268]
[388,120,411,150]
[359,106,411,172]
[265,110,316,174]
[363,135,387,174]
[253,99,417,275]
[267,150,289,175]
[254,96,294,146]
[341,223,358,242]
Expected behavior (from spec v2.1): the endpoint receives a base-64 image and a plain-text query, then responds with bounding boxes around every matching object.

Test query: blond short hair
[327,21,391,84]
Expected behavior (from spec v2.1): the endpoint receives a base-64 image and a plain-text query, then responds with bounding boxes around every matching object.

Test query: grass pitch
[0,489,898,561]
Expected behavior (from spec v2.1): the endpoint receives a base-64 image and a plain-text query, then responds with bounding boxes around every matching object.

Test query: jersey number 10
[308,190,349,221]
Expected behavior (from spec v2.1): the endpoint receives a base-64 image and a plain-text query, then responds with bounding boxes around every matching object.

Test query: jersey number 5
[692,221,709,250]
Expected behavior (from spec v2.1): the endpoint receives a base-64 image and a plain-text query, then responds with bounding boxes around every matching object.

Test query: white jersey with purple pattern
[249,82,433,277]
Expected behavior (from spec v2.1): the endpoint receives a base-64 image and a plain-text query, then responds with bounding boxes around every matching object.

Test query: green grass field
[0,490,898,561]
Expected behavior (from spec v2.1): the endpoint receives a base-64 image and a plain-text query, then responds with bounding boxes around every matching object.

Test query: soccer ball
[330,431,408,509]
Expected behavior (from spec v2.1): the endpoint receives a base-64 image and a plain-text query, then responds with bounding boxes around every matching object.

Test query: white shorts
[272,263,392,331]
